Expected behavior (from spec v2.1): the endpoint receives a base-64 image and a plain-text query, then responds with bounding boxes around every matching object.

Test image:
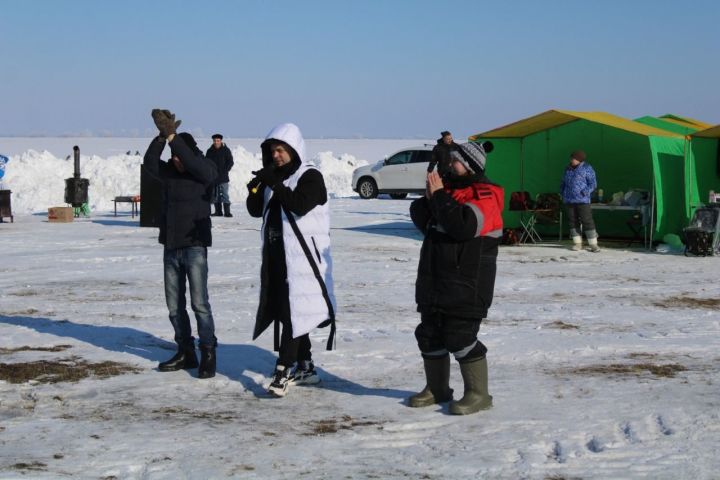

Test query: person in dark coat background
[206,133,234,217]
[427,130,458,177]
[143,109,219,379]
[409,140,502,415]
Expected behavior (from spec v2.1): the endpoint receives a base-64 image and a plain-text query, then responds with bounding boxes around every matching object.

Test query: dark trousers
[163,246,217,348]
[565,203,597,239]
[269,277,312,368]
[278,318,312,368]
[415,312,487,364]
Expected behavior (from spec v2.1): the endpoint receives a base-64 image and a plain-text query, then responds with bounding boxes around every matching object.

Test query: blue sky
[1,0,719,138]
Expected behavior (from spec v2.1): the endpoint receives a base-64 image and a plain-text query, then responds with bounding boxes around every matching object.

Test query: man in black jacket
[427,131,457,176]
[143,109,219,379]
[206,133,234,217]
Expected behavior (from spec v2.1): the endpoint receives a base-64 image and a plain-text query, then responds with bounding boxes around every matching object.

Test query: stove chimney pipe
[73,146,80,178]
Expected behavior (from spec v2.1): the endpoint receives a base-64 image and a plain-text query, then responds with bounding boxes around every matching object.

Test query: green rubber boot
[408,356,453,407]
[449,357,493,415]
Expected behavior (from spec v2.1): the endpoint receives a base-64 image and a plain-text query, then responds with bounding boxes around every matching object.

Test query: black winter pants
[565,203,597,239]
[278,318,312,368]
[415,312,487,364]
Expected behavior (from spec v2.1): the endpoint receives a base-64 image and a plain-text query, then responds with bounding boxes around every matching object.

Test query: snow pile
[3,145,366,213]
[4,149,145,214]
[311,151,368,198]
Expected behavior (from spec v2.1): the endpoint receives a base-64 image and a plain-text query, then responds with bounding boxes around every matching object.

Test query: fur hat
[211,133,223,140]
[570,150,586,162]
[450,141,491,173]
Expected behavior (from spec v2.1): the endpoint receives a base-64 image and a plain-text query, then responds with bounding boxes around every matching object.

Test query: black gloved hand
[247,177,262,194]
[151,109,182,138]
[251,167,279,188]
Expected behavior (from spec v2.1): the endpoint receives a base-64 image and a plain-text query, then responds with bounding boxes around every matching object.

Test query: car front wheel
[358,178,378,199]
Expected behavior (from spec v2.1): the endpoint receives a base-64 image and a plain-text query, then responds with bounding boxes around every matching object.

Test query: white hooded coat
[257,123,336,341]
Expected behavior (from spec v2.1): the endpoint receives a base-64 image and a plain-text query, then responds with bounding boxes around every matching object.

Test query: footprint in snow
[586,436,605,453]
[656,415,674,436]
[548,440,566,463]
[620,421,640,444]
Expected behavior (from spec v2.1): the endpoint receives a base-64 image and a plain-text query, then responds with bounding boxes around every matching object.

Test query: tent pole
[649,181,655,250]
[520,137,525,192]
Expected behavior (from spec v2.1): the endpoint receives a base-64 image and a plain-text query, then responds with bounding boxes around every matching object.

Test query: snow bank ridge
[3,147,368,213]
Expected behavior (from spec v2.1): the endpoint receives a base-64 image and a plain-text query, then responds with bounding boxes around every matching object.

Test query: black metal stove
[64,145,89,211]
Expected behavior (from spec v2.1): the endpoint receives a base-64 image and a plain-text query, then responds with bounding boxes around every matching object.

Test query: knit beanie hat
[570,150,586,162]
[450,141,492,173]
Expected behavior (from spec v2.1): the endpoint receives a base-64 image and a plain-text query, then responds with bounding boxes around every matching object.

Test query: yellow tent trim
[691,125,720,138]
[469,109,681,140]
[659,114,712,130]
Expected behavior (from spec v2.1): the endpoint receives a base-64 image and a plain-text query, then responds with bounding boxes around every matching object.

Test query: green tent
[686,125,720,215]
[635,114,711,136]
[469,109,689,241]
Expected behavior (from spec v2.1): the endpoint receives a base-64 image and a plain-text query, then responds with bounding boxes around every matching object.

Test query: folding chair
[534,193,563,241]
[509,191,541,243]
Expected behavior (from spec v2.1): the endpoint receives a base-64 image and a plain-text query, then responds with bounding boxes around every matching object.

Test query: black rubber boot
[158,345,199,372]
[449,357,493,415]
[198,345,216,379]
[223,203,233,218]
[408,356,453,407]
[212,203,223,216]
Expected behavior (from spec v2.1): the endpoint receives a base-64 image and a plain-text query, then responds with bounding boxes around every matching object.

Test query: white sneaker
[290,360,320,385]
[268,365,292,397]
[572,243,583,251]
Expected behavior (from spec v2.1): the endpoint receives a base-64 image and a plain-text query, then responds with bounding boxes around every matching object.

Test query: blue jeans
[212,182,231,204]
[163,246,217,348]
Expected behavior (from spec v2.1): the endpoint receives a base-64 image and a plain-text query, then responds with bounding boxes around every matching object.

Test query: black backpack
[684,205,720,256]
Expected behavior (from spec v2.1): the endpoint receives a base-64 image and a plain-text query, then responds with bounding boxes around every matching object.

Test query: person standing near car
[409,141,502,415]
[246,122,337,397]
[560,150,599,252]
[206,133,234,217]
[427,130,458,177]
[143,109,219,379]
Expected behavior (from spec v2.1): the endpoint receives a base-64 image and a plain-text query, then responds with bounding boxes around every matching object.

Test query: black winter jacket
[427,139,458,175]
[143,136,217,249]
[205,144,234,184]
[410,189,500,319]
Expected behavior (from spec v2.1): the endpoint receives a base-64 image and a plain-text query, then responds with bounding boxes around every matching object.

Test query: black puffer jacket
[427,139,458,175]
[410,185,500,319]
[143,136,217,249]
[205,144,234,184]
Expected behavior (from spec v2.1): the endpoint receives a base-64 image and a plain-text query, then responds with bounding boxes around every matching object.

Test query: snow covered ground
[1,140,720,479]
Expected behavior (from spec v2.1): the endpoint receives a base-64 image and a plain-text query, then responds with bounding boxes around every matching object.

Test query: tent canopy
[692,125,720,138]
[659,114,711,130]
[470,109,678,140]
[635,114,710,136]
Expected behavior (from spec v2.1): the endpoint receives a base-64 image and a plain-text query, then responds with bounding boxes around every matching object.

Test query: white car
[352,146,434,199]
